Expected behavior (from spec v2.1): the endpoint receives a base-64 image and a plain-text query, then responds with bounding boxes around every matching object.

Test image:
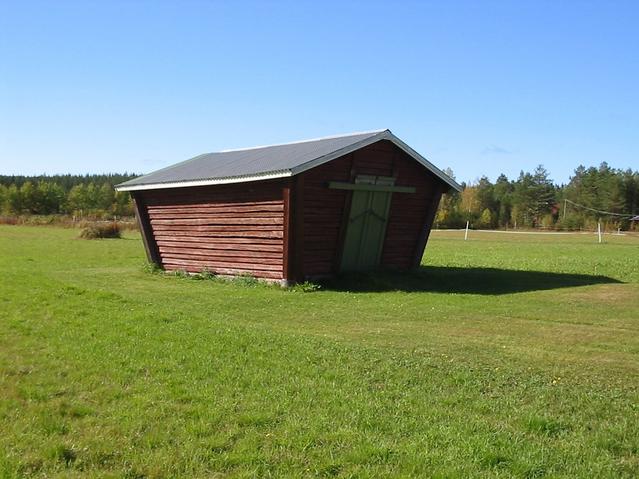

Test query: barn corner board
[115,129,461,283]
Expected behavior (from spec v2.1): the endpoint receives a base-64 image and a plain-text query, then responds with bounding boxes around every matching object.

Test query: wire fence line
[433,228,637,237]
[563,199,637,218]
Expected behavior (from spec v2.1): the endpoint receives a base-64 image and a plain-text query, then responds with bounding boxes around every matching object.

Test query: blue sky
[1,1,637,184]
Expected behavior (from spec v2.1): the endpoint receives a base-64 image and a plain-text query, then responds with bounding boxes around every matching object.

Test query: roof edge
[385,132,462,192]
[289,130,462,192]
[115,170,293,192]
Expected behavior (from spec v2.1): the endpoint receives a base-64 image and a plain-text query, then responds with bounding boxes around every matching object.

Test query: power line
[563,199,636,218]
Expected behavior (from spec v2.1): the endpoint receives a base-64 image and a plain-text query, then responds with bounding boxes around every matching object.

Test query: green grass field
[1,226,638,478]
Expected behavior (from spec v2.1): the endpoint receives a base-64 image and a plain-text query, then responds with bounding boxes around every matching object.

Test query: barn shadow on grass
[319,266,621,295]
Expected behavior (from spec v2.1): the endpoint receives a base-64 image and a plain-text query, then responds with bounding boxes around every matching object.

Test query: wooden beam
[132,193,162,267]
[333,154,356,273]
[411,183,444,269]
[293,174,305,282]
[282,181,294,284]
[328,182,416,194]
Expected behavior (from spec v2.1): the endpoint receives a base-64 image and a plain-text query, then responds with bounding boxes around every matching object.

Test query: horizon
[1,1,638,184]
[2,156,633,188]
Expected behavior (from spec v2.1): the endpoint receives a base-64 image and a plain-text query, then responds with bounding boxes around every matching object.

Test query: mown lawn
[1,226,638,478]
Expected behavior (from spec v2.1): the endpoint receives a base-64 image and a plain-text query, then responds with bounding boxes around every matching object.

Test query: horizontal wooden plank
[148,207,283,216]
[144,189,283,203]
[143,180,284,195]
[147,201,283,212]
[149,212,283,221]
[150,223,283,232]
[158,248,282,261]
[158,246,283,265]
[148,204,284,212]
[145,198,282,209]
[156,239,283,252]
[150,217,283,226]
[149,213,283,221]
[154,233,281,243]
[162,259,282,276]
[152,225,282,233]
[152,228,283,239]
[163,263,282,279]
[161,257,282,272]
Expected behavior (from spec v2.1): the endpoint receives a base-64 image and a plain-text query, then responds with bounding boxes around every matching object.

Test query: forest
[0,174,137,218]
[437,163,638,231]
[0,163,638,230]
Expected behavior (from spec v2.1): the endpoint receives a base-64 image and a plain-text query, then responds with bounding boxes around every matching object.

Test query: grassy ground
[1,226,638,478]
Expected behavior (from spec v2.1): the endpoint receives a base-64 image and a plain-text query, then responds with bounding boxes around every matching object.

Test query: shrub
[80,223,121,239]
[290,281,322,293]
[478,208,493,229]
[169,269,189,279]
[539,214,555,229]
[233,273,259,287]
[142,262,162,274]
[197,268,217,280]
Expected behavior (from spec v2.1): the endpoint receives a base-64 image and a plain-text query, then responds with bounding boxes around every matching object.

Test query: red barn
[116,130,461,284]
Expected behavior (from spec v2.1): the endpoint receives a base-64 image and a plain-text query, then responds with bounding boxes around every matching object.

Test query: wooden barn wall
[381,146,440,271]
[136,180,286,280]
[299,140,441,277]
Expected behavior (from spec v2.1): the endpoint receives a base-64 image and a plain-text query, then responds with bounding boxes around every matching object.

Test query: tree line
[437,163,639,230]
[1,164,638,230]
[0,174,137,217]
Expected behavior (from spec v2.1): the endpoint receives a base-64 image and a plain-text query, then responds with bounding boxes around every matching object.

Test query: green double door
[340,188,392,271]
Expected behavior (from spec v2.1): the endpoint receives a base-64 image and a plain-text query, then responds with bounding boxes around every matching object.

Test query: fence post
[597,221,602,243]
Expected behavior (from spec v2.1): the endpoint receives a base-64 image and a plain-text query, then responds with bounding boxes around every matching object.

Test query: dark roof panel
[116,129,461,191]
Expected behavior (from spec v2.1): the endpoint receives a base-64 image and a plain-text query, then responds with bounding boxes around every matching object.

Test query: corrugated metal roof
[116,129,461,192]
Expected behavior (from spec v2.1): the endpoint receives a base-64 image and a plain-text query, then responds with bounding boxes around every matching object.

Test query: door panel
[340,189,392,271]
[340,190,370,271]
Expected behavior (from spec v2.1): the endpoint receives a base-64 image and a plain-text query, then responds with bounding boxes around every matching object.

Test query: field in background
[1,226,638,477]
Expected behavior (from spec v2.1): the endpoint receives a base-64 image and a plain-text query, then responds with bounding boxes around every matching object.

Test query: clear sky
[1,1,637,184]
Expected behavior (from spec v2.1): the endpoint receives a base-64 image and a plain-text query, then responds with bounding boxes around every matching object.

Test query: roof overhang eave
[114,170,293,192]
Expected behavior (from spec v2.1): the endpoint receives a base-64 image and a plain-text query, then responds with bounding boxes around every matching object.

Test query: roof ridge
[218,129,387,153]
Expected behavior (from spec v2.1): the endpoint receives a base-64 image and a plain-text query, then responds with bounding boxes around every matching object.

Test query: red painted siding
[299,140,440,277]
[382,146,439,270]
[138,180,286,280]
[300,154,351,277]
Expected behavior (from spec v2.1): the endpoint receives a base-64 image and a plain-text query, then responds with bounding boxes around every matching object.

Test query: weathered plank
[150,217,283,226]
[162,263,282,279]
[161,257,282,272]
[158,246,283,260]
[156,240,283,252]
